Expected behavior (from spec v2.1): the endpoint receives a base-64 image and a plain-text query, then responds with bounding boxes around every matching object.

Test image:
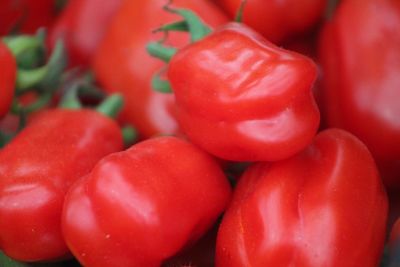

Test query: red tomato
[93,0,228,138]
[0,109,123,261]
[215,0,327,44]
[167,22,320,162]
[48,0,123,68]
[318,0,400,189]
[216,129,388,267]
[62,136,231,267]
[0,41,16,119]
[0,0,57,35]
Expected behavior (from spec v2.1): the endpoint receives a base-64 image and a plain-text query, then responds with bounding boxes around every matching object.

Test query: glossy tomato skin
[0,41,16,119]
[215,0,326,44]
[168,23,320,162]
[0,0,57,35]
[62,136,231,267]
[48,0,123,68]
[318,0,400,189]
[216,129,388,267]
[0,109,123,261]
[93,0,228,139]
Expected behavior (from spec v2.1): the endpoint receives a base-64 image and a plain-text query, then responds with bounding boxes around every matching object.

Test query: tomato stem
[147,42,177,63]
[162,2,211,42]
[155,20,189,32]
[15,40,66,93]
[235,0,248,23]
[16,66,48,90]
[38,40,67,90]
[151,68,172,93]
[122,126,137,148]
[2,31,44,59]
[60,84,83,109]
[96,93,124,118]
[148,1,214,94]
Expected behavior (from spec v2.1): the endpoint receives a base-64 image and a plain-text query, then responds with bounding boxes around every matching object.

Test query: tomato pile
[0,0,399,266]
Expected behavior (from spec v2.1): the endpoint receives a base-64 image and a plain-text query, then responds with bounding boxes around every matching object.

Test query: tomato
[318,0,400,189]
[166,22,320,162]
[215,0,327,44]
[48,0,123,68]
[0,40,16,119]
[0,106,123,261]
[62,136,231,267]
[216,129,388,267]
[0,0,57,35]
[93,0,228,138]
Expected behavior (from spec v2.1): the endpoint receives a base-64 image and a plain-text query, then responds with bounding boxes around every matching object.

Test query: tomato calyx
[158,1,212,42]
[59,77,123,118]
[3,30,66,93]
[147,0,248,94]
[95,94,137,146]
[4,30,67,126]
[147,42,177,64]
[59,76,136,146]
[146,2,213,93]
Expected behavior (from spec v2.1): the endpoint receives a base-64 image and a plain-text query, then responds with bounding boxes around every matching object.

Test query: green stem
[151,68,172,93]
[148,2,213,94]
[35,39,66,91]
[162,3,211,42]
[16,66,48,91]
[15,39,66,93]
[235,0,247,23]
[96,94,124,118]
[59,85,83,109]
[147,42,177,63]
[122,126,137,147]
[2,34,43,58]
[155,20,189,32]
